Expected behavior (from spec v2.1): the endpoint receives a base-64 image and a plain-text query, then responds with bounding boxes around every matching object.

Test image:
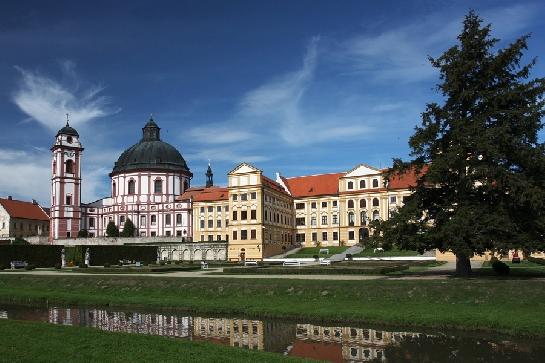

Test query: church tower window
[65,160,74,174]
[128,180,136,195]
[154,179,163,194]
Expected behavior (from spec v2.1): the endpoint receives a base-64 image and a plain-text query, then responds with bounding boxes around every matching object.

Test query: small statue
[61,248,66,268]
[84,248,90,266]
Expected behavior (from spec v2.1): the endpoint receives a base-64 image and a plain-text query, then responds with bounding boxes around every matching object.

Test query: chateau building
[0,197,49,239]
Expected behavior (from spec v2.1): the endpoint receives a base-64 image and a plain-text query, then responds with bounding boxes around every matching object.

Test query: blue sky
[1,0,544,205]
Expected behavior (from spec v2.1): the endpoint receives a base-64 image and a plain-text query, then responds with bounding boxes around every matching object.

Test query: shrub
[54,263,62,270]
[77,229,89,238]
[0,264,5,270]
[160,261,166,266]
[78,263,88,269]
[25,264,36,270]
[492,260,510,275]
[13,237,30,245]
[313,254,319,261]
[346,253,353,260]
[106,221,119,237]
[120,218,136,237]
[174,260,181,265]
[166,260,172,265]
[103,262,111,268]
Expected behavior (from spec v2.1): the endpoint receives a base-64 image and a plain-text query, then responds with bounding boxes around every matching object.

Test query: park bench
[320,259,331,266]
[244,260,258,266]
[319,248,329,255]
[10,261,27,269]
[373,247,384,253]
[283,260,301,267]
[201,261,208,270]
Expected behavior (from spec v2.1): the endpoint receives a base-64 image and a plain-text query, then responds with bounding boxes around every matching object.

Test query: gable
[343,164,381,177]
[228,162,261,175]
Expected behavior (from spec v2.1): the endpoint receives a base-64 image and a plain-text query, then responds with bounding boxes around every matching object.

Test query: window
[359,180,366,189]
[311,217,316,226]
[373,179,379,188]
[241,210,247,220]
[183,180,189,192]
[321,216,327,225]
[296,203,305,210]
[226,219,229,226]
[312,232,317,242]
[233,230,237,240]
[296,217,305,226]
[200,220,205,229]
[250,210,257,220]
[360,199,366,208]
[347,181,353,190]
[232,194,238,201]
[333,232,338,240]
[322,232,328,241]
[361,211,367,225]
[151,215,157,225]
[112,182,116,197]
[241,230,248,240]
[208,235,213,241]
[207,206,213,213]
[348,212,355,226]
[251,230,256,239]
[217,219,221,228]
[89,217,95,228]
[208,219,213,228]
[200,207,205,213]
[217,206,222,212]
[332,214,338,224]
[224,205,229,211]
[349,231,355,240]
[200,235,204,241]
[241,193,247,201]
[347,200,354,209]
[321,201,327,208]
[65,195,72,205]
[373,198,380,207]
[165,231,171,237]
[232,211,238,221]
[311,202,317,209]
[217,234,222,241]
[120,216,125,224]
[165,214,171,226]
[176,230,182,236]
[250,192,257,199]
[373,210,380,220]
[128,180,136,195]
[154,179,163,193]
[151,231,156,237]
[390,196,397,204]
[67,136,73,144]
[65,160,73,174]
[333,200,338,207]
[176,214,182,225]
[66,231,71,238]
[296,233,305,242]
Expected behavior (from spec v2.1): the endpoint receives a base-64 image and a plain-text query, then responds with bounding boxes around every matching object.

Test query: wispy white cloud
[12,62,119,131]
[186,148,270,164]
[188,126,256,144]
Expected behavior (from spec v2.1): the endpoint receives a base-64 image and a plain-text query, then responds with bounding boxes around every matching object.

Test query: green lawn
[0,319,314,363]
[0,274,544,337]
[353,247,421,257]
[288,246,348,258]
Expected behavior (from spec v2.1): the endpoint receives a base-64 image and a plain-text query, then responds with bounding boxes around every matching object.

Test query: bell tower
[50,115,84,240]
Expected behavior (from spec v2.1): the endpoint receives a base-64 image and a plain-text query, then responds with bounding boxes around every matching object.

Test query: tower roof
[56,119,79,137]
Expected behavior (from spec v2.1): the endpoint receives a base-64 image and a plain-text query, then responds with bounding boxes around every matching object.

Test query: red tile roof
[261,175,290,196]
[0,198,49,221]
[282,173,344,198]
[388,165,427,189]
[178,187,228,202]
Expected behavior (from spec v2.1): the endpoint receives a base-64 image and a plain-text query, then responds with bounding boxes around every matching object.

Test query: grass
[222,262,409,275]
[288,246,348,258]
[353,247,421,257]
[476,260,545,277]
[0,319,314,363]
[0,274,544,337]
[61,265,202,274]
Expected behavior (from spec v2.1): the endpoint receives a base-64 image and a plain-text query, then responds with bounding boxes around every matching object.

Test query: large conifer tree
[372,11,545,276]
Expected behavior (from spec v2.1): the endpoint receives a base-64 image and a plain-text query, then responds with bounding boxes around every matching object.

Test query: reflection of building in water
[293,324,428,362]
[48,307,192,338]
[192,317,264,350]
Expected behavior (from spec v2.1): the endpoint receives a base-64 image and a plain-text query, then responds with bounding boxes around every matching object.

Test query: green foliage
[54,263,61,270]
[372,11,545,276]
[12,237,29,245]
[86,246,157,266]
[120,218,136,237]
[491,259,510,275]
[77,229,89,238]
[106,221,119,237]
[24,264,36,270]
[0,245,63,267]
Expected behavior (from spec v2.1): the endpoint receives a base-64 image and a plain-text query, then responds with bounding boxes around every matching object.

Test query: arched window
[373,210,380,220]
[112,182,116,197]
[347,200,354,209]
[360,211,367,225]
[65,160,73,174]
[348,212,355,226]
[359,180,366,189]
[347,181,354,190]
[373,197,379,207]
[372,179,379,188]
[359,199,366,208]
[154,179,163,194]
[128,180,136,195]
[53,161,57,175]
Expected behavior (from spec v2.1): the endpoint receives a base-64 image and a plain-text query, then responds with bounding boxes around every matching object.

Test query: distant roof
[261,175,290,196]
[179,186,228,202]
[0,198,49,221]
[388,166,427,190]
[282,173,344,198]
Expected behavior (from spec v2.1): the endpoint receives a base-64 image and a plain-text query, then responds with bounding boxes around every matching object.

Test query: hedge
[0,245,64,268]
[222,264,409,275]
[528,257,545,265]
[86,246,158,265]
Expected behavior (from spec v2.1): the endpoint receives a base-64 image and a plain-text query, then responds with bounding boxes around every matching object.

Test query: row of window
[89,214,184,228]
[200,234,229,242]
[5,222,49,232]
[232,210,257,221]
[347,179,380,190]
[347,198,379,209]
[296,215,339,226]
[232,229,257,240]
[264,209,291,226]
[116,179,189,196]
[232,192,257,202]
[200,219,228,229]
[200,205,229,213]
[295,200,338,210]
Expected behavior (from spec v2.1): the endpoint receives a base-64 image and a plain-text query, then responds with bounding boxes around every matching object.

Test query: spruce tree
[106,221,119,237]
[120,218,136,237]
[372,11,545,276]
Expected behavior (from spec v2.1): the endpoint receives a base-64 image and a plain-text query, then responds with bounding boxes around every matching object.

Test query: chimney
[7,196,12,200]
[32,199,38,205]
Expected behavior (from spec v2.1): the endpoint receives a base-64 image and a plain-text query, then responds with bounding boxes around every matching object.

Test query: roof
[56,122,79,137]
[261,175,290,196]
[388,165,427,189]
[0,198,49,221]
[282,173,344,198]
[178,187,228,202]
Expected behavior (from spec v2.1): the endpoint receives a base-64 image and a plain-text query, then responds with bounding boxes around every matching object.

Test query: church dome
[56,122,79,137]
[110,118,190,177]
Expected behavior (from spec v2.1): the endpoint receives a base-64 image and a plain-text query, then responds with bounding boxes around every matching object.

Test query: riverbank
[0,319,313,362]
[0,275,543,337]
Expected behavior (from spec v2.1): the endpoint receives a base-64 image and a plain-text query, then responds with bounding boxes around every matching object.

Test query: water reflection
[1,305,543,362]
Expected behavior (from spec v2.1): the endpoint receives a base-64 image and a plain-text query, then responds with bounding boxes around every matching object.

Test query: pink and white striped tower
[50,116,84,241]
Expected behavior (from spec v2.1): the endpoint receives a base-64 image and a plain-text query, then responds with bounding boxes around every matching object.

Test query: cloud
[186,148,270,164]
[12,63,119,131]
[187,126,256,144]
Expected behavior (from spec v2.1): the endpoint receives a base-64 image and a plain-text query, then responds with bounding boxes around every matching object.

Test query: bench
[10,261,27,269]
[200,261,208,270]
[373,247,384,253]
[320,259,331,266]
[283,260,301,267]
[318,248,329,255]
[244,260,258,266]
